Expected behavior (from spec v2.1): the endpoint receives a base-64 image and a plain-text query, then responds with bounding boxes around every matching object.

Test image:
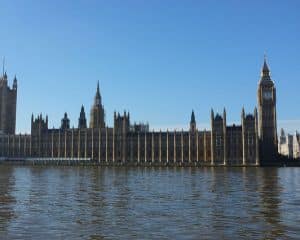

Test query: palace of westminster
[0,58,281,166]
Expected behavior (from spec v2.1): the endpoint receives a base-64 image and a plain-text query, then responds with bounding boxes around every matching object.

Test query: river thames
[0,166,299,239]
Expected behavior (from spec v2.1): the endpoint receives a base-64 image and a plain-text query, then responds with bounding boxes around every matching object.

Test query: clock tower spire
[257,56,278,164]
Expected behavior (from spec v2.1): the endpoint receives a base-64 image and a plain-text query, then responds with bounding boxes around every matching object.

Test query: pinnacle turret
[261,56,270,78]
[61,112,70,130]
[13,75,17,90]
[190,110,196,132]
[190,110,195,124]
[78,105,87,129]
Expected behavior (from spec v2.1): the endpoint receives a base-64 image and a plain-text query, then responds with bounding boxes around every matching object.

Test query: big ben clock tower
[257,57,278,164]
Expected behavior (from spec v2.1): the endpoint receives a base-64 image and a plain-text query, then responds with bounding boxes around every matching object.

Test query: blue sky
[1,0,300,133]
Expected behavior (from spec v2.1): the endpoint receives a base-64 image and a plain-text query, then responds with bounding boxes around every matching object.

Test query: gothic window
[216,135,222,147]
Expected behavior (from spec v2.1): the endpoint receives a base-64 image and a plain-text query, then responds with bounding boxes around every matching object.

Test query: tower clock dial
[263,90,272,100]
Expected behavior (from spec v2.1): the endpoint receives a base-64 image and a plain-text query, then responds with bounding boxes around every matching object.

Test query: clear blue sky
[1,0,300,133]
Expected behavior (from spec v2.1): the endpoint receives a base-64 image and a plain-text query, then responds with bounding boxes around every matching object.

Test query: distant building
[0,58,281,166]
[293,134,300,158]
[61,113,70,130]
[279,129,300,159]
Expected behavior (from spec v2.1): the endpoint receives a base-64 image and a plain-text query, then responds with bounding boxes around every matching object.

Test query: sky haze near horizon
[0,0,300,133]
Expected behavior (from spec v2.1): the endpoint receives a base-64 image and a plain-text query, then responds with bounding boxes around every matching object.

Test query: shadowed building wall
[258,58,278,164]
[0,73,17,135]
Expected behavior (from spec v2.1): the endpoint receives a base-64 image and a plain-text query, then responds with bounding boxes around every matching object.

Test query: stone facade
[0,58,281,166]
[0,108,258,165]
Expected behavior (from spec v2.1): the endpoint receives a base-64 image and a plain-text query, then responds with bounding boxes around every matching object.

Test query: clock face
[263,90,272,100]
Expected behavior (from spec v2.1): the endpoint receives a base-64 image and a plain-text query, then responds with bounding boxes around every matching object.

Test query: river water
[0,166,299,239]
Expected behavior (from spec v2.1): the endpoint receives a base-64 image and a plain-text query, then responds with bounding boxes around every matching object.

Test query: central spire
[94,81,101,106]
[90,81,105,128]
[190,110,196,132]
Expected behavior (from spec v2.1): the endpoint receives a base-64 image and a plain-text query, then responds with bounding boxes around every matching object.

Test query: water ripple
[0,166,299,239]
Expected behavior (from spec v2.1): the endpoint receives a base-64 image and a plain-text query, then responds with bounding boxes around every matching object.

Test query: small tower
[189,110,196,132]
[241,107,259,165]
[13,75,17,90]
[114,111,130,134]
[78,105,87,129]
[211,110,226,165]
[31,113,49,136]
[114,111,130,162]
[3,72,7,83]
[279,128,286,144]
[31,113,48,157]
[61,112,70,130]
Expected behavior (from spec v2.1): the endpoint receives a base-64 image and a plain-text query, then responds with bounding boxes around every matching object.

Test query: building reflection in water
[259,168,285,238]
[0,166,16,237]
[207,167,286,239]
